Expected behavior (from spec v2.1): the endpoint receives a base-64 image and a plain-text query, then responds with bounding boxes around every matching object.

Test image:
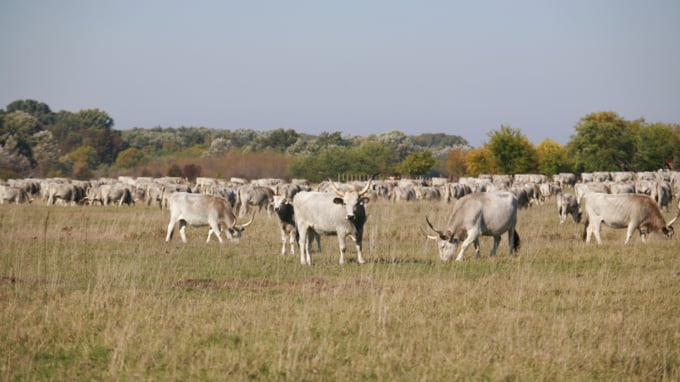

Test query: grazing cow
[557,192,581,224]
[424,191,520,261]
[271,195,320,256]
[582,193,678,244]
[0,185,32,204]
[44,182,87,205]
[86,184,134,206]
[165,192,254,243]
[293,179,371,265]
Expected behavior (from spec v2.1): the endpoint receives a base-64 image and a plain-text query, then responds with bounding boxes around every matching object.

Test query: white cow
[424,191,520,261]
[293,179,371,265]
[582,192,678,244]
[165,192,253,243]
[0,185,32,204]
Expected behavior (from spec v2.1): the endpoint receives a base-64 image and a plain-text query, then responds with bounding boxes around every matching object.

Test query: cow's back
[452,191,517,232]
[583,192,657,227]
[293,191,351,234]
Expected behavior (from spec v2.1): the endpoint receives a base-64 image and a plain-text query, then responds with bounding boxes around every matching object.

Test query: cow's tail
[513,230,520,252]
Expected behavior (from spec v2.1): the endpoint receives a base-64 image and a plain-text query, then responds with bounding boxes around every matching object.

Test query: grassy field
[1,196,679,381]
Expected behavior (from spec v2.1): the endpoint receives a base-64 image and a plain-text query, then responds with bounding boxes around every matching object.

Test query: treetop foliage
[1,100,679,181]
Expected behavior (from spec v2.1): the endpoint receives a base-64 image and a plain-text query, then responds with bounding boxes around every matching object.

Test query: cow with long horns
[293,178,372,265]
[165,192,254,243]
[582,192,678,244]
[424,191,520,261]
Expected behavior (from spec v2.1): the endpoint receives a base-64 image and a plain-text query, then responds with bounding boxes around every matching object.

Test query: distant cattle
[293,179,372,265]
[0,185,32,204]
[557,193,581,224]
[236,185,274,217]
[424,191,520,261]
[165,192,253,243]
[582,193,678,244]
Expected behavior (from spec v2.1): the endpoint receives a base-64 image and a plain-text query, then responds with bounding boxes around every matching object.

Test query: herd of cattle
[1,170,679,264]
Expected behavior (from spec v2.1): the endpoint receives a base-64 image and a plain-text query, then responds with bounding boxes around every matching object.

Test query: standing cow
[582,192,678,244]
[557,193,581,224]
[423,191,520,261]
[0,185,32,204]
[271,195,320,256]
[293,179,371,265]
[165,192,254,243]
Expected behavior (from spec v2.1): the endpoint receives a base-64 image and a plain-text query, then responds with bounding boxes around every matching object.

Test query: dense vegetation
[2,99,679,182]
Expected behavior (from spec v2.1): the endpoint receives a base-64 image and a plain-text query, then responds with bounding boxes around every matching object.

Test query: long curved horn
[420,227,439,240]
[425,215,444,236]
[238,212,255,229]
[329,179,345,197]
[358,176,373,196]
[668,210,680,227]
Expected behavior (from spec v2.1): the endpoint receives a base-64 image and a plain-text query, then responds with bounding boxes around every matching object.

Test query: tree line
[1,99,679,182]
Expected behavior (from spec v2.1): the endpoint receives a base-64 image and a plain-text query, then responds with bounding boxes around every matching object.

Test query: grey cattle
[424,191,520,261]
[0,185,32,204]
[293,179,371,265]
[165,192,253,243]
[557,192,581,224]
[86,184,133,206]
[271,195,320,256]
[236,185,274,217]
[582,193,678,244]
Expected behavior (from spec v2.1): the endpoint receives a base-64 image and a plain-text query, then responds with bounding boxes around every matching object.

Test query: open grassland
[1,198,679,381]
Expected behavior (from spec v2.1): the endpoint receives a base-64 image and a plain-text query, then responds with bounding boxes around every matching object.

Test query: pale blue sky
[1,1,678,147]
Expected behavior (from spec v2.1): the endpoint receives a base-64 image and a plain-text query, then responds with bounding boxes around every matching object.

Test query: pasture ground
[1,197,679,381]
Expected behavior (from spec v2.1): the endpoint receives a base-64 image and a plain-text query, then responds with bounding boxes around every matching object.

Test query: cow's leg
[280,228,287,255]
[179,221,188,243]
[489,236,501,257]
[474,239,482,258]
[591,219,603,244]
[625,224,637,244]
[337,236,347,265]
[166,219,176,242]
[288,230,296,255]
[455,233,478,261]
[207,223,223,243]
[507,229,516,256]
[298,226,311,265]
[354,240,366,264]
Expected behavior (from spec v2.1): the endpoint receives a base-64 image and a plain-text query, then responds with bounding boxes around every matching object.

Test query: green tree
[255,128,299,152]
[446,149,468,180]
[465,147,496,176]
[487,125,538,174]
[394,150,436,176]
[567,111,635,172]
[115,147,147,169]
[5,99,55,126]
[631,122,677,170]
[536,139,573,176]
[1,111,42,160]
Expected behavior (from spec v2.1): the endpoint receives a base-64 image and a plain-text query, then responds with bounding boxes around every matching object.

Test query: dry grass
[1,197,679,381]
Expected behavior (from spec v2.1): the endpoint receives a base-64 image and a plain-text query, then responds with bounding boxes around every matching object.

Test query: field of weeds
[1,197,679,381]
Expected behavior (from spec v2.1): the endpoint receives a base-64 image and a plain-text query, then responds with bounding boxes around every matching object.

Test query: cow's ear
[443,230,453,241]
[333,197,344,205]
[359,197,370,204]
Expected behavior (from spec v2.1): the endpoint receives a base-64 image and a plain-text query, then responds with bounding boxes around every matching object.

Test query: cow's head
[423,216,467,261]
[329,179,372,221]
[271,195,290,212]
[225,212,255,241]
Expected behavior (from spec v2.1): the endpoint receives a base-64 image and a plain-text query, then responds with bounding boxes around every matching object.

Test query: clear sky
[1,1,678,147]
